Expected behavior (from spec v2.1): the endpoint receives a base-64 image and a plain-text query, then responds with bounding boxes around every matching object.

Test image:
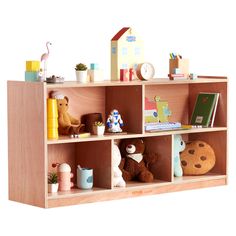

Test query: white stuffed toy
[113,143,126,187]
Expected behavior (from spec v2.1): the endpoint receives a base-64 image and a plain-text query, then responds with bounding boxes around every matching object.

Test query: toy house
[111,27,144,81]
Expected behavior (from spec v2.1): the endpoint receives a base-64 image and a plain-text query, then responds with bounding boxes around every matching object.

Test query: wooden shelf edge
[47,174,226,200]
[45,77,228,89]
[47,133,143,144]
[47,176,227,208]
[173,174,226,184]
[144,127,227,137]
[47,127,227,144]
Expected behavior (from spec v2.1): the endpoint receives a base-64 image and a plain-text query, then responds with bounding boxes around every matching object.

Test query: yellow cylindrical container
[48,128,59,140]
[47,98,59,140]
[47,99,58,118]
[47,118,58,128]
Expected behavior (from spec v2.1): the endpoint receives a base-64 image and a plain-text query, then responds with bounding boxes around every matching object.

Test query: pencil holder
[77,167,93,189]
[169,59,189,78]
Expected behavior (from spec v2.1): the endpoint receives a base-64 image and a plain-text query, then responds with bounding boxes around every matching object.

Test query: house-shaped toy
[111,27,144,81]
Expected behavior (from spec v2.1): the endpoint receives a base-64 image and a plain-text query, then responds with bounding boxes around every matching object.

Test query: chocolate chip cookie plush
[180,141,216,175]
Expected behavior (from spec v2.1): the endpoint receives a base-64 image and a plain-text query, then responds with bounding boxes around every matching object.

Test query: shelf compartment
[115,135,172,183]
[188,131,227,175]
[48,140,112,191]
[47,86,106,125]
[47,85,143,137]
[144,84,189,125]
[144,81,227,130]
[106,85,143,134]
[143,135,172,182]
[189,82,227,127]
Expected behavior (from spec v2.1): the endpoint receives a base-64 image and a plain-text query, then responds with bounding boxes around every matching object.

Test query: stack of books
[145,122,182,132]
[168,73,186,80]
[190,92,220,127]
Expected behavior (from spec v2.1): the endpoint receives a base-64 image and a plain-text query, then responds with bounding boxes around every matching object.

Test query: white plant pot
[93,125,105,136]
[48,183,59,193]
[76,70,88,83]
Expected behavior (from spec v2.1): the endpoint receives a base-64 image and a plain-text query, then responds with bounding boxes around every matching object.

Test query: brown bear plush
[50,91,84,135]
[119,138,158,183]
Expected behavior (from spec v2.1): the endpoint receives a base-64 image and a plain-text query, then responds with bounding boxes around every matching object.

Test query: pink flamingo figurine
[41,41,52,81]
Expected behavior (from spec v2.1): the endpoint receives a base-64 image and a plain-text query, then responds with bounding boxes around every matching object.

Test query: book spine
[210,93,219,127]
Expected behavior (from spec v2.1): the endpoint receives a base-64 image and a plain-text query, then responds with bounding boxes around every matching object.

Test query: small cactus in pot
[75,63,88,83]
[93,121,105,136]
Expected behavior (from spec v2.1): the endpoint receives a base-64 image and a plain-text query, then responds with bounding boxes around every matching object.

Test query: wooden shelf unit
[8,77,228,208]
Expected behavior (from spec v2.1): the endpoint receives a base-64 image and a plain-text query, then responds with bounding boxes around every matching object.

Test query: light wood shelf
[8,76,228,208]
[45,77,228,89]
[48,174,226,200]
[47,174,227,208]
[47,127,227,144]
[174,173,227,184]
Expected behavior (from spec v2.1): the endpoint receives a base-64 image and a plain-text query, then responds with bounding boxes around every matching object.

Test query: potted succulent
[48,172,59,193]
[75,63,88,83]
[93,121,105,136]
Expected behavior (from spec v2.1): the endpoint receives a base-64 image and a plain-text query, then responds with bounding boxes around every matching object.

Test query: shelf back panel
[48,143,77,183]
[47,87,106,124]
[106,85,143,134]
[189,82,227,127]
[189,131,227,175]
[76,140,112,189]
[145,84,189,124]
[143,135,172,182]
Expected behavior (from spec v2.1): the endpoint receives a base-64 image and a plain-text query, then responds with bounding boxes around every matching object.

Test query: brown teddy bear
[50,91,84,135]
[119,138,158,183]
[180,140,216,175]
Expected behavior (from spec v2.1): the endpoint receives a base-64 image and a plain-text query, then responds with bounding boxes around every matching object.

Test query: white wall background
[0,0,235,235]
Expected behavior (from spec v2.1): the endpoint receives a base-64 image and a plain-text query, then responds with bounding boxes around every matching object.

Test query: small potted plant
[75,63,88,83]
[48,172,59,193]
[93,121,105,136]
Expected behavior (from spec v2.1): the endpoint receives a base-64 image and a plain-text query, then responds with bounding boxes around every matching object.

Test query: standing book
[190,92,219,127]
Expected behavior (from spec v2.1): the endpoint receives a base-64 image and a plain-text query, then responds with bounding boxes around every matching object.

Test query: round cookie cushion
[180,140,216,175]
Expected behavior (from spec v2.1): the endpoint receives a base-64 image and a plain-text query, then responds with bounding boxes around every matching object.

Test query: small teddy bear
[50,91,84,135]
[119,138,158,183]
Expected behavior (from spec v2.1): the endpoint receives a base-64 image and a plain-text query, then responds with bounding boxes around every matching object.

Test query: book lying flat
[145,122,181,131]
[190,92,219,127]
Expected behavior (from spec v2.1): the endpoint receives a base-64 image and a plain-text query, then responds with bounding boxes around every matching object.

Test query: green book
[190,93,219,127]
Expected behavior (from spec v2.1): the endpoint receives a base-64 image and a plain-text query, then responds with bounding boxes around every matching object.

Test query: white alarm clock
[135,62,155,80]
